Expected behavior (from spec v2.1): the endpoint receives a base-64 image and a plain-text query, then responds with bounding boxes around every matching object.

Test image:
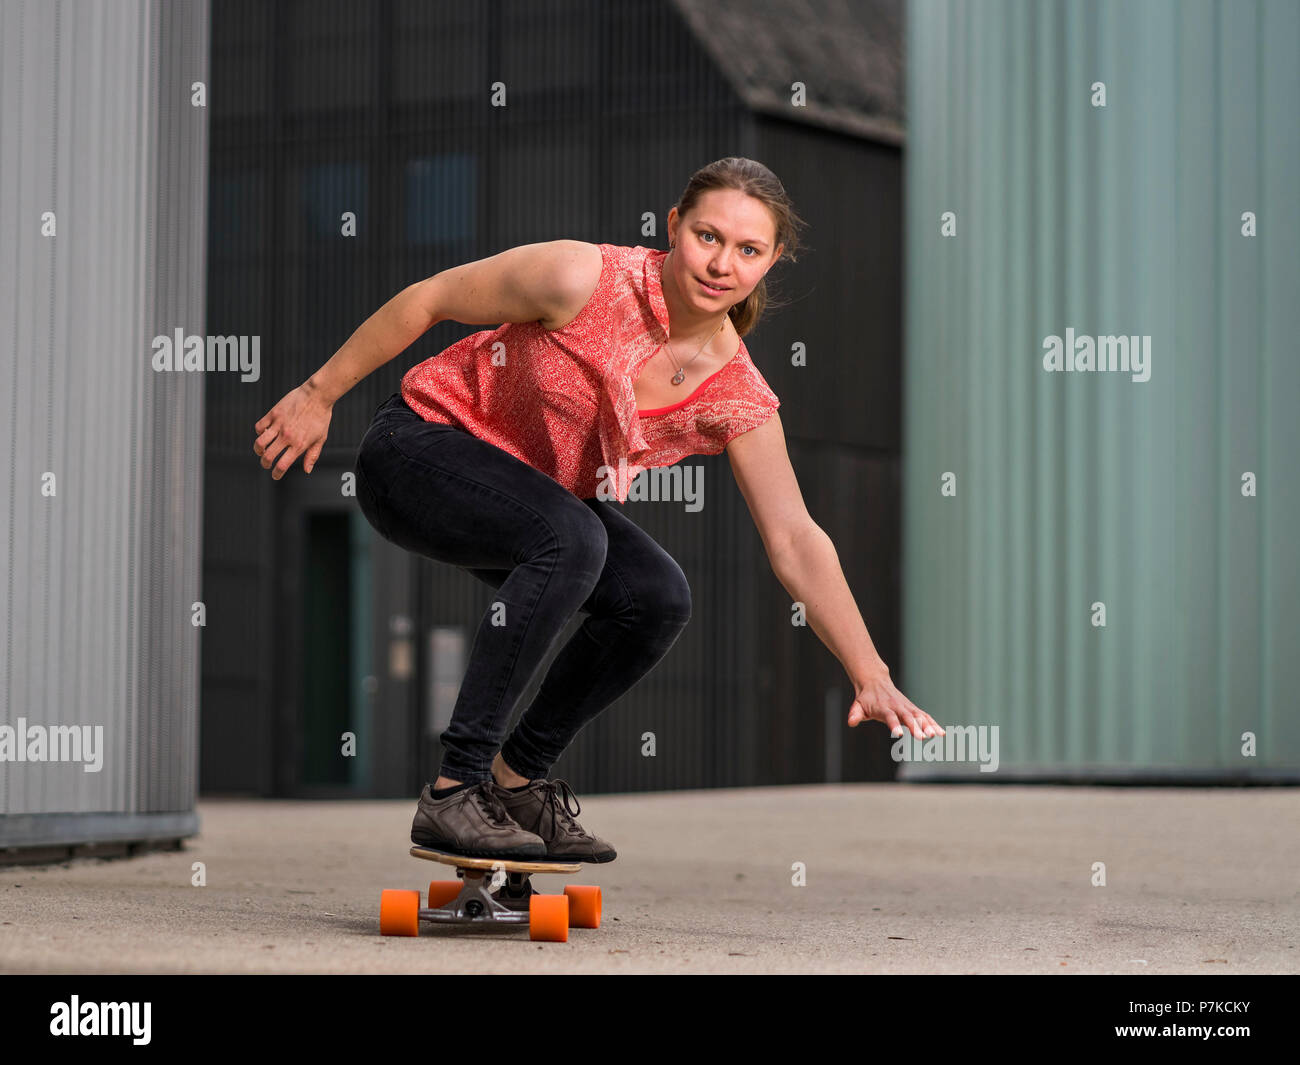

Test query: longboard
[379,845,602,942]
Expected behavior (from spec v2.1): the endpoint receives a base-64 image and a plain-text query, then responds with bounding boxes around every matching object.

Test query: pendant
[671,368,685,384]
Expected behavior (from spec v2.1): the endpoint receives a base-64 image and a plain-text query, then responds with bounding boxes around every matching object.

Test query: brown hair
[670,157,807,337]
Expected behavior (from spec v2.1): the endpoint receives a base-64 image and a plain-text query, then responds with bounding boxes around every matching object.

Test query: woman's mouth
[696,277,730,295]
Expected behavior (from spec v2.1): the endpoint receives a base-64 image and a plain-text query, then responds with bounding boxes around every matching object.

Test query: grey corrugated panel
[1261,1,1300,767]
[0,811,199,849]
[0,0,206,841]
[903,0,1300,778]
[0,5,13,810]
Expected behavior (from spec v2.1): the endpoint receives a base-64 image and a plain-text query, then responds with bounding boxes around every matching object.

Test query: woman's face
[668,189,784,315]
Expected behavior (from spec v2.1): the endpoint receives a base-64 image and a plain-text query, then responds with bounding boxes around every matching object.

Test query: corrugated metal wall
[0,0,207,853]
[204,0,906,796]
[902,0,1299,779]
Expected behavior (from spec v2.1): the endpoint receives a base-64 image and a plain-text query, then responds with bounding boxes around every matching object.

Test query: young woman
[253,157,943,864]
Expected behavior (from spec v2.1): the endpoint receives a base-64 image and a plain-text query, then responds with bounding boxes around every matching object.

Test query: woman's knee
[533,499,610,586]
[628,556,692,628]
[656,563,693,624]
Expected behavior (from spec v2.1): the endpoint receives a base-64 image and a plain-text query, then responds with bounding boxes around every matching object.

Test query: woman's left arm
[727,413,946,741]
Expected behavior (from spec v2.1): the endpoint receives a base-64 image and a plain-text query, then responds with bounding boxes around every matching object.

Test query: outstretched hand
[847,668,945,739]
[253,383,333,480]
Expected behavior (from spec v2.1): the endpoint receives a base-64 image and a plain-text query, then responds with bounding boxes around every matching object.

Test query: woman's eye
[700,232,757,255]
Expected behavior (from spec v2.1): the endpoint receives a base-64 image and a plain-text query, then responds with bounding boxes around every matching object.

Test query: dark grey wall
[202,0,904,796]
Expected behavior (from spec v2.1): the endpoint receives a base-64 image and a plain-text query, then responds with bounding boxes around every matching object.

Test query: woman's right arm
[253,240,598,480]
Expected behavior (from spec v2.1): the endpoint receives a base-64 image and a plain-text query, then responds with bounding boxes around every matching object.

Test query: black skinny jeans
[353,392,692,785]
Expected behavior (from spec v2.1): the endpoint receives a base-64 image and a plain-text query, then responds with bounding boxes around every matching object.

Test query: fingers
[883,709,907,738]
[887,699,945,740]
[896,710,939,740]
[849,693,928,739]
[889,710,926,740]
[848,678,946,739]
[253,415,303,479]
[270,441,302,480]
[906,698,945,737]
[303,442,323,474]
[253,422,279,461]
[257,434,287,472]
[254,425,298,479]
[878,693,924,739]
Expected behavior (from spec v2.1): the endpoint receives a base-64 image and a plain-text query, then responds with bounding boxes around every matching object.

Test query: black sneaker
[410,781,547,860]
[491,779,617,863]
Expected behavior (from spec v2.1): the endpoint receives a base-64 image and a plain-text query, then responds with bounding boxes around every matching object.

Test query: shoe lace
[542,779,584,834]
[470,781,517,829]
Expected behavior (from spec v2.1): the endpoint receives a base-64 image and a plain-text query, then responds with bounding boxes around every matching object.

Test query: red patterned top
[400,243,781,501]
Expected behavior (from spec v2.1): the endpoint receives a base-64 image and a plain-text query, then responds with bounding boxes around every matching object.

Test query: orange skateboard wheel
[379,889,421,936]
[528,893,569,942]
[427,880,463,908]
[564,885,601,929]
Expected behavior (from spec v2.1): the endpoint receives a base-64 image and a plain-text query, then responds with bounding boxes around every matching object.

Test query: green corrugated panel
[902,0,1299,777]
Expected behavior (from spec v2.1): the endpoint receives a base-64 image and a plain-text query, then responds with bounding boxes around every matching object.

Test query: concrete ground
[1,783,1296,974]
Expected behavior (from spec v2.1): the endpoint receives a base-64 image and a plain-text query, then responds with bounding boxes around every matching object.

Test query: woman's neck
[660,251,732,347]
